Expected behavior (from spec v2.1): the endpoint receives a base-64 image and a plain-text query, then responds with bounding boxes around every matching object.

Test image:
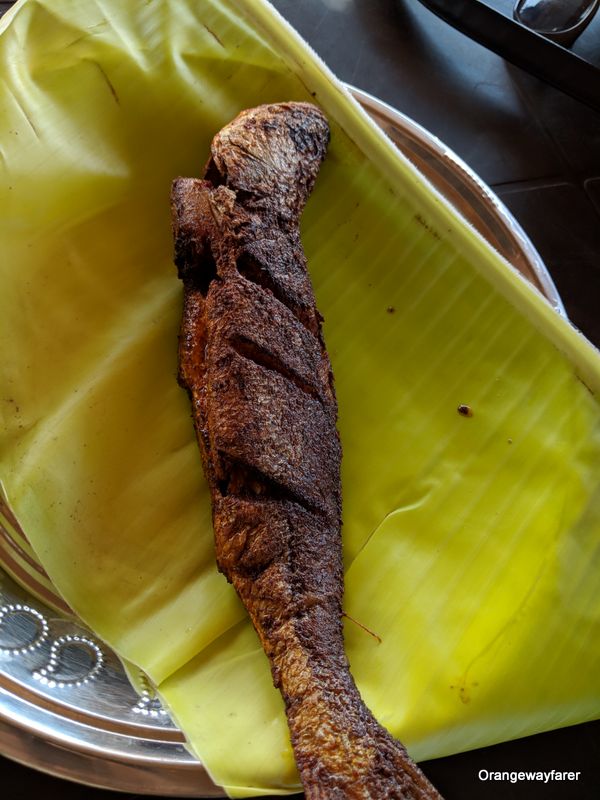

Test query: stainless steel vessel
[0,86,563,798]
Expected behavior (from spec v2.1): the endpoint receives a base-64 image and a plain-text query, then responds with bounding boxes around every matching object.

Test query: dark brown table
[1,0,599,797]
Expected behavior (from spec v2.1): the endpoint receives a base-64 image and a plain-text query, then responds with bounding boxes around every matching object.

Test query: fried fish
[171,101,443,800]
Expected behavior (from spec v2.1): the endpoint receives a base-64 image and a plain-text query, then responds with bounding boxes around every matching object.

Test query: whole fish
[171,101,443,800]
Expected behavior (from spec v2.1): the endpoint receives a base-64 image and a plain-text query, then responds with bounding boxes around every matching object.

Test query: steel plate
[0,85,563,797]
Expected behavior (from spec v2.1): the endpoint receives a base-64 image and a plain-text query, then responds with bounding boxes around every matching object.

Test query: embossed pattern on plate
[0,88,564,797]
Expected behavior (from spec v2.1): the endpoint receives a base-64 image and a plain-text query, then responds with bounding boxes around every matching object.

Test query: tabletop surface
[1,0,599,798]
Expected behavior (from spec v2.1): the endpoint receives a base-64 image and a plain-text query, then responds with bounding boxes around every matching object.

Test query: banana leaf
[1,0,600,796]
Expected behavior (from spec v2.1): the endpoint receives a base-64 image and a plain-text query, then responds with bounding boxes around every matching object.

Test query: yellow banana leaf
[1,0,600,796]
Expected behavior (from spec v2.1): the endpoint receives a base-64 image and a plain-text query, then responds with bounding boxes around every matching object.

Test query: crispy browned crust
[172,102,443,800]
